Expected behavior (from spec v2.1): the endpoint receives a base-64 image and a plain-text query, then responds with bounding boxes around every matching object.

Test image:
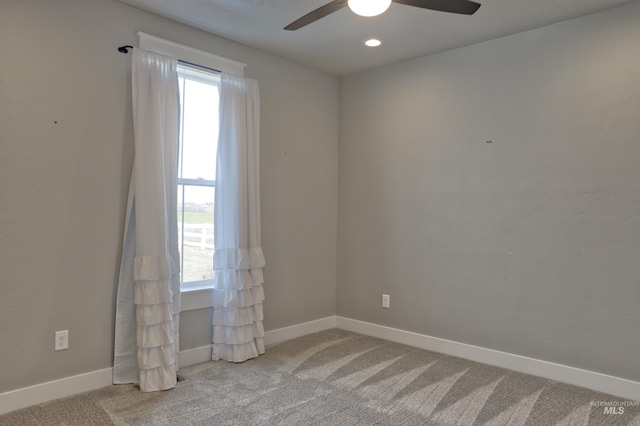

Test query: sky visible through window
[179,75,219,183]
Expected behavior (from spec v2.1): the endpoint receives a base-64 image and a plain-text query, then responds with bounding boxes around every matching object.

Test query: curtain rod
[117,45,222,74]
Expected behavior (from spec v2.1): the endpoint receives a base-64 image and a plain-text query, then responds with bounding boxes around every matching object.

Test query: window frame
[176,63,218,293]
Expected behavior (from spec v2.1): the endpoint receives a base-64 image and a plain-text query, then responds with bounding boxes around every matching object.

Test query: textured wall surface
[338,1,640,382]
[0,0,338,393]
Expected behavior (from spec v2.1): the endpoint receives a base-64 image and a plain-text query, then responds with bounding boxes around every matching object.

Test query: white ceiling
[117,0,637,76]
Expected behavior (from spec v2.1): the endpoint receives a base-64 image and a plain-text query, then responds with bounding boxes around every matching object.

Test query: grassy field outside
[178,212,213,224]
[181,246,214,282]
[178,214,214,282]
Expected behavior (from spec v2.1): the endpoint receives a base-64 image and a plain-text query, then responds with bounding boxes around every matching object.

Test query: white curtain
[114,48,181,392]
[211,73,265,362]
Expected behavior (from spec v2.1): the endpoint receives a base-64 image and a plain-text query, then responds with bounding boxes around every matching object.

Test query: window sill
[181,286,214,312]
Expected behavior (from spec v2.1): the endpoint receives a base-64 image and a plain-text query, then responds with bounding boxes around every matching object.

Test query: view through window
[177,64,220,290]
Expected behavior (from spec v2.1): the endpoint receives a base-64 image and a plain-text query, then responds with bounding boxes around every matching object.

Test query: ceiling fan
[284,0,481,31]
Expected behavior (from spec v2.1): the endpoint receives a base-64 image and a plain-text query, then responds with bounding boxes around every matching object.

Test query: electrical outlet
[55,330,69,351]
[382,294,390,309]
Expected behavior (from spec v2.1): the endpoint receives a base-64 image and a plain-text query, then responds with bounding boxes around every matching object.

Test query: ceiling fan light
[364,38,382,47]
[347,0,392,17]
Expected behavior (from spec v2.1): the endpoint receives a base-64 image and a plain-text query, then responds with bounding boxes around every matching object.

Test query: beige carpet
[1,329,638,425]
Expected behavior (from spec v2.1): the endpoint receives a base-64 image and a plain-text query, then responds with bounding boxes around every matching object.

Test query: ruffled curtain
[114,48,181,391]
[212,72,265,362]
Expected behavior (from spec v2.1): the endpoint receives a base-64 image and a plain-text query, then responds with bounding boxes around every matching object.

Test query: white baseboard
[336,316,640,401]
[178,345,212,368]
[264,316,337,346]
[0,368,113,416]
[3,315,637,416]
[177,316,339,369]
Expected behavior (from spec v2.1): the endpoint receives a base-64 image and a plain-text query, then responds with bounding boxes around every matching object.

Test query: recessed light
[364,38,382,47]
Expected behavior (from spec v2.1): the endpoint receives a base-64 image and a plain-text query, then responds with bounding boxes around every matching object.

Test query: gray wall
[0,0,338,393]
[2,0,639,398]
[338,1,640,382]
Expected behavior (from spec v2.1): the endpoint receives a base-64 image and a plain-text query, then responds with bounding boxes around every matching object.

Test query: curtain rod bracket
[118,45,133,54]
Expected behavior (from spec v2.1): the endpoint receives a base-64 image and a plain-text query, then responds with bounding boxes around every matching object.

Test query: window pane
[177,66,219,289]
[178,77,219,181]
[178,185,215,283]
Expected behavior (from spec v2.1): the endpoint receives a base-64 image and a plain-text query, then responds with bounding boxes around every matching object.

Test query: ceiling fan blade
[393,0,481,15]
[284,0,348,31]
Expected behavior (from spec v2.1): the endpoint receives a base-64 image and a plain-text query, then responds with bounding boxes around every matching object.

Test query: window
[177,65,220,291]
[137,32,246,309]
